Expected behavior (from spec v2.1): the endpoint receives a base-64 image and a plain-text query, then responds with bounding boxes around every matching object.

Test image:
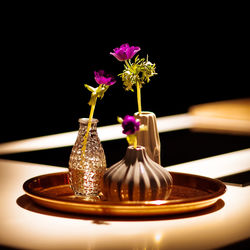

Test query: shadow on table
[17,194,225,225]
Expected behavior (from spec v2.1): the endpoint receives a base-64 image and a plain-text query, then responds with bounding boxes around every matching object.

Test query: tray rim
[23,171,226,216]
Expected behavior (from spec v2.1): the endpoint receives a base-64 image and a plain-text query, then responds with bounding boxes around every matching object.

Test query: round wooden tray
[23,171,226,217]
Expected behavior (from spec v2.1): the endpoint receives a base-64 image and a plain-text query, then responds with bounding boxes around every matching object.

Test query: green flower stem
[136,81,142,115]
[81,96,97,161]
[126,134,138,149]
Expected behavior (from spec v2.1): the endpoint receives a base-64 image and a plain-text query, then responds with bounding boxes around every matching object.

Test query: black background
[1,3,249,143]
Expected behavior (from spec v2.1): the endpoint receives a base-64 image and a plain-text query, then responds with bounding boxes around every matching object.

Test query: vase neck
[124,146,148,164]
[78,118,98,130]
[78,118,98,124]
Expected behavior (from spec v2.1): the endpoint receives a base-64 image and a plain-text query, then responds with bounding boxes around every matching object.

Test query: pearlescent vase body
[69,118,106,198]
[103,146,172,201]
[134,111,161,164]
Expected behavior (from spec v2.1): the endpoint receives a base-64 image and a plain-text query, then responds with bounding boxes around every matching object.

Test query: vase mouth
[127,145,146,151]
[125,145,147,164]
[78,118,99,124]
[134,111,155,116]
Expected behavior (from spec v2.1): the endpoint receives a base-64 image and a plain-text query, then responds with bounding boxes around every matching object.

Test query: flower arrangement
[69,43,161,200]
[110,43,157,115]
[81,43,156,158]
[81,70,116,159]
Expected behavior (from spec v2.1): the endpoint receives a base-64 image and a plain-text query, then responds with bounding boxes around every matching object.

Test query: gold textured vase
[134,111,161,164]
[68,118,106,199]
[103,146,173,201]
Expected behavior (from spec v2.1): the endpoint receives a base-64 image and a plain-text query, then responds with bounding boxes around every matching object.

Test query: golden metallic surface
[23,171,226,217]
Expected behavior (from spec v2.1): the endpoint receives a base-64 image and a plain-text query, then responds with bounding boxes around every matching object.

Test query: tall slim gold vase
[134,111,161,164]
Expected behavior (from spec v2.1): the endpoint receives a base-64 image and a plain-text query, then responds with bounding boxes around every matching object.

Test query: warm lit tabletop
[0,114,249,249]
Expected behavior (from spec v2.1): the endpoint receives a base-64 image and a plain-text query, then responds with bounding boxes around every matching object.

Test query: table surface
[0,114,250,249]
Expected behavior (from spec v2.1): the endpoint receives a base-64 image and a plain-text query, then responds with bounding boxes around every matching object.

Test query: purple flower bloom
[110,43,141,61]
[94,70,116,86]
[122,115,140,135]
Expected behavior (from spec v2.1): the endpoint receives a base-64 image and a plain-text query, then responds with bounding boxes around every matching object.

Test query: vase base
[73,192,102,201]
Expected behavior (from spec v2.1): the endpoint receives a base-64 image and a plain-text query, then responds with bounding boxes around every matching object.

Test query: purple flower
[110,43,141,61]
[122,115,140,135]
[94,70,116,86]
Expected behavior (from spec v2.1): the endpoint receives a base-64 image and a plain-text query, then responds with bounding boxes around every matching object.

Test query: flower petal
[122,115,140,135]
[110,44,140,61]
[94,70,116,85]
